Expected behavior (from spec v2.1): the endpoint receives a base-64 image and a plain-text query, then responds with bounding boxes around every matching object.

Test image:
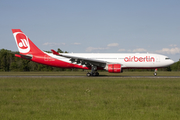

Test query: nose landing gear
[154,68,157,76]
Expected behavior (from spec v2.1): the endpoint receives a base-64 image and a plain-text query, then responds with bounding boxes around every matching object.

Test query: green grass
[0,77,180,120]
[0,71,180,76]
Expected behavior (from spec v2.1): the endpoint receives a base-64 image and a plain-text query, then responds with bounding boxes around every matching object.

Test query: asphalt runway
[0,75,180,78]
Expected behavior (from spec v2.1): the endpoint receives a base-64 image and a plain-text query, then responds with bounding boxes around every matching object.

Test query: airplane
[12,29,174,76]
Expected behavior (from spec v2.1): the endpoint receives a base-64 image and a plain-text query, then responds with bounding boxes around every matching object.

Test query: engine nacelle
[105,64,122,73]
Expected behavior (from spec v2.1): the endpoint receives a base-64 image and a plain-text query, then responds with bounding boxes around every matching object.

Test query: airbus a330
[12,29,174,76]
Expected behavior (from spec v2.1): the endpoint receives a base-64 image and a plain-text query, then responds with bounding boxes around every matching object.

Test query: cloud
[169,44,177,47]
[73,43,81,45]
[43,42,52,46]
[107,43,119,47]
[132,48,147,52]
[118,49,126,52]
[86,47,109,52]
[156,47,180,54]
[43,42,66,46]
[86,43,119,52]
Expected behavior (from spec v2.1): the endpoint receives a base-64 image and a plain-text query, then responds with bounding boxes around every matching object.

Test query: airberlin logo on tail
[13,32,30,53]
[124,56,155,62]
[19,39,28,48]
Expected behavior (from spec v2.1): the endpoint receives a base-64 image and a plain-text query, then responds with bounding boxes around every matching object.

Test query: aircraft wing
[51,49,107,67]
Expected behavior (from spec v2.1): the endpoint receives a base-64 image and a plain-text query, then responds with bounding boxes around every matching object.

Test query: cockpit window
[165,58,170,60]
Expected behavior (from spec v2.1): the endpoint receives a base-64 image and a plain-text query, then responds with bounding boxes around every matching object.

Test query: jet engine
[105,64,122,73]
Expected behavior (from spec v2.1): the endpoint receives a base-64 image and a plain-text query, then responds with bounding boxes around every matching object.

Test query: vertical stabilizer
[12,29,43,55]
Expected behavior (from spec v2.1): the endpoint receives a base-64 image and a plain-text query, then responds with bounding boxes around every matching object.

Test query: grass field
[0,71,180,76]
[0,72,180,120]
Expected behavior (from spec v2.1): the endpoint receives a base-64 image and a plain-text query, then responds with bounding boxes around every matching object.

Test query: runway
[0,75,180,78]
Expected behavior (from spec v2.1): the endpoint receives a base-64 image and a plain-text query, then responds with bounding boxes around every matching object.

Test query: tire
[154,72,157,76]
[87,73,91,77]
[96,72,99,76]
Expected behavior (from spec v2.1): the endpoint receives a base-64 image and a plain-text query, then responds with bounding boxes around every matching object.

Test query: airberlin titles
[124,56,155,62]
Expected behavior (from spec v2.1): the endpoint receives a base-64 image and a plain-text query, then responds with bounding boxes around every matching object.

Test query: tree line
[0,48,70,72]
[0,49,180,72]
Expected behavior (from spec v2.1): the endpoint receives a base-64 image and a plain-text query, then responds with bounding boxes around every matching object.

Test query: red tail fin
[12,29,43,55]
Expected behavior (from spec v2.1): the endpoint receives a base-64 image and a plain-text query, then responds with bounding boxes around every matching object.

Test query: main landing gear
[154,68,157,76]
[86,65,99,77]
[86,72,99,76]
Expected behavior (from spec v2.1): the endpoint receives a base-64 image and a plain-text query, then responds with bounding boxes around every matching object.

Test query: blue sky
[0,0,180,61]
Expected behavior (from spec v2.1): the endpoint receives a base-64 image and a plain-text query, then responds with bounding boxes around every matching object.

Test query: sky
[0,0,180,61]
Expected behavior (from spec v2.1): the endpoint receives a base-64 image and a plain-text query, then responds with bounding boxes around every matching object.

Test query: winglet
[51,49,60,55]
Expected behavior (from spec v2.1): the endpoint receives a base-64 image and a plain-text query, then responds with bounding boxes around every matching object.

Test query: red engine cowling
[108,64,122,73]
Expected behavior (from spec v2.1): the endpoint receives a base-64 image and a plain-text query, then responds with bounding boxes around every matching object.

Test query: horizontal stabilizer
[15,53,32,60]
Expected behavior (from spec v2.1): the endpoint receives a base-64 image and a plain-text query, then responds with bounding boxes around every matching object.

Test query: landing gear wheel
[92,72,99,76]
[92,73,96,76]
[96,72,99,76]
[87,65,99,77]
[154,72,157,76]
[86,72,91,77]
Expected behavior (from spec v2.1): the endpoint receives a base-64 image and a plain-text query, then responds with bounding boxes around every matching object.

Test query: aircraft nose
[170,59,175,65]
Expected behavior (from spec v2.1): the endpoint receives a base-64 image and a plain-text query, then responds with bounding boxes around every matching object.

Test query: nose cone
[169,59,175,65]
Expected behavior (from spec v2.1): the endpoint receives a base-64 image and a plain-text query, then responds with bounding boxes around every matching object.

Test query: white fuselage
[48,53,174,69]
